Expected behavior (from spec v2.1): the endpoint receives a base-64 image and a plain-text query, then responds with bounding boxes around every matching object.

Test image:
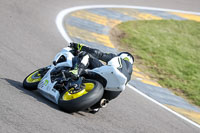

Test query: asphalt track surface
[0,0,200,133]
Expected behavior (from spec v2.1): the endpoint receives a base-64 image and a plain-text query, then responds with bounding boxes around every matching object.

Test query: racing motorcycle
[23,47,127,113]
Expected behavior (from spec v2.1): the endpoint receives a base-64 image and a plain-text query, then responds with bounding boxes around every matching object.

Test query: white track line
[56,5,200,42]
[127,84,200,128]
[55,5,200,129]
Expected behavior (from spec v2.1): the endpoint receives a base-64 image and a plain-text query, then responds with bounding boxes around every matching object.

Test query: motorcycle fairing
[53,47,74,68]
[38,66,60,104]
[91,65,127,91]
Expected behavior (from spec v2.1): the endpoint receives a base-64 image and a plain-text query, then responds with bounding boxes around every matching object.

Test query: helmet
[118,52,134,65]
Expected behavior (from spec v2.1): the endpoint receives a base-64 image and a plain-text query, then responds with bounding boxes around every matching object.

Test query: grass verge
[114,20,200,106]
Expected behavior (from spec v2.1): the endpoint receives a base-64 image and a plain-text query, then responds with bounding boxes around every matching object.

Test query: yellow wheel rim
[62,83,94,101]
[26,71,42,83]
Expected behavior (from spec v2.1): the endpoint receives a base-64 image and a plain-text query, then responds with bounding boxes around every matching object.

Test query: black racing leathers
[73,44,133,83]
[80,46,116,62]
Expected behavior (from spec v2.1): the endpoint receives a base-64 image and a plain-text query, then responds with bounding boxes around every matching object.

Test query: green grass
[117,20,200,106]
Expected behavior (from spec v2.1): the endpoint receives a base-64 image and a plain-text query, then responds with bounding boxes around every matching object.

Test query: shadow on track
[1,78,92,116]
[1,78,60,111]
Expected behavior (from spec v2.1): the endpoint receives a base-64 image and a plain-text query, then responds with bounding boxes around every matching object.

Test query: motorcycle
[23,47,127,113]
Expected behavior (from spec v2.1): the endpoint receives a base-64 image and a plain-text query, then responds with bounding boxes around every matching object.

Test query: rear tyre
[58,79,104,113]
[23,69,43,90]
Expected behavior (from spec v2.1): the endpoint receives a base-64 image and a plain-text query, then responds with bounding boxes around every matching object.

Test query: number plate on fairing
[38,70,60,104]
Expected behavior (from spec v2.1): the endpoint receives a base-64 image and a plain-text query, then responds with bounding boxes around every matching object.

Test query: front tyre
[58,79,104,113]
[23,70,43,90]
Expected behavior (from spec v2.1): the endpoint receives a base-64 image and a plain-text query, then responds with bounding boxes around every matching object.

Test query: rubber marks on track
[61,7,200,125]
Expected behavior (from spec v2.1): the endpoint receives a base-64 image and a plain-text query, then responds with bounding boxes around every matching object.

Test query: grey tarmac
[0,0,200,133]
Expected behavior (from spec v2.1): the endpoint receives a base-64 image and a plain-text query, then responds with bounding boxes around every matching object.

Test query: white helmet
[118,52,134,65]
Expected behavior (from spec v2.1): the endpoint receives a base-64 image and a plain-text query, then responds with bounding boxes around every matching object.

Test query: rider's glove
[69,42,84,51]
[69,42,77,48]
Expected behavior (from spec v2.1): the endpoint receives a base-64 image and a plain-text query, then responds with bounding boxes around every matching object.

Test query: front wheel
[23,68,47,90]
[58,79,104,113]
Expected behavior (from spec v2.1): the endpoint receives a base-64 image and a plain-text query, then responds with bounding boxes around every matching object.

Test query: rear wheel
[58,79,104,113]
[23,68,46,90]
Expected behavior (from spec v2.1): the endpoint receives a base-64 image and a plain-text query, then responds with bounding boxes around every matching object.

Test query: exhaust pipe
[100,99,109,108]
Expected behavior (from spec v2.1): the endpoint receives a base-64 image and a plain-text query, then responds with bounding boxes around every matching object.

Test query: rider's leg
[77,51,103,76]
[77,51,89,77]
[87,55,104,69]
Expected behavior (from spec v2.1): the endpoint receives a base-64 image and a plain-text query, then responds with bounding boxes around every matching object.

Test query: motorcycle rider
[60,42,134,113]
[69,42,134,83]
